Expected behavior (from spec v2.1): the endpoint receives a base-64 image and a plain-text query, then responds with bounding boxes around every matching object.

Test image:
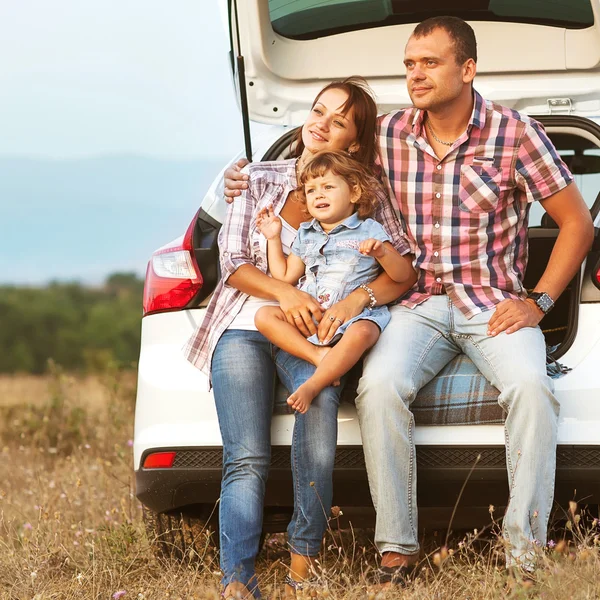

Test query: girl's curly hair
[297,150,382,219]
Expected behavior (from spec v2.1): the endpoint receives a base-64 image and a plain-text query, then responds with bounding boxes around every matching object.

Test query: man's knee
[501,376,559,417]
[355,359,414,412]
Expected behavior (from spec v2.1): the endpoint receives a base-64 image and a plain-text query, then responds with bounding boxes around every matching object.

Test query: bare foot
[287,381,319,413]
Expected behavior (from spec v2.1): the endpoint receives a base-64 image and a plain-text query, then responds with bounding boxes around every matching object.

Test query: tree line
[0,273,144,374]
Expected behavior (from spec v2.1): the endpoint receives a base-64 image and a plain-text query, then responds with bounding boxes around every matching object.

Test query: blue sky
[0,0,244,160]
[0,1,269,284]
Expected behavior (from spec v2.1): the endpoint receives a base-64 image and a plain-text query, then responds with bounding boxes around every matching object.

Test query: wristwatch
[527,291,554,315]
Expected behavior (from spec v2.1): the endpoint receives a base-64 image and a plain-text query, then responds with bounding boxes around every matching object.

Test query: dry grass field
[1,366,599,599]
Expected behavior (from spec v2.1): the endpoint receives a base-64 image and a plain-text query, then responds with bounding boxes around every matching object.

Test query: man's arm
[488,182,594,336]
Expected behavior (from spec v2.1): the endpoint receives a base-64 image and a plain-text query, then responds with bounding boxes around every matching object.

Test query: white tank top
[227,216,297,331]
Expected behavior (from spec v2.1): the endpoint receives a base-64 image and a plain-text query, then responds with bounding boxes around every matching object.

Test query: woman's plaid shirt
[183,158,410,378]
[378,90,573,317]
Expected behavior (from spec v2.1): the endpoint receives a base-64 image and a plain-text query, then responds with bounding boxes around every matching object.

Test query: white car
[134,0,600,557]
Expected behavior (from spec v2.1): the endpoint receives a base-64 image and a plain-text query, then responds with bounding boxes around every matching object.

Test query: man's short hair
[412,16,477,65]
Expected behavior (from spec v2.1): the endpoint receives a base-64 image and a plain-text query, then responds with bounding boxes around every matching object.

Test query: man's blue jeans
[356,298,559,570]
[211,329,342,597]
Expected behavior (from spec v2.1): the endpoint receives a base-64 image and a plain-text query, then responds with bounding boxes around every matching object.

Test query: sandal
[284,574,320,596]
[372,563,417,587]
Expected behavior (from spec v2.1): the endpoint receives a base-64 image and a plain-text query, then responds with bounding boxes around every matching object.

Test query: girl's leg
[288,320,380,413]
[212,330,276,599]
[255,306,330,367]
[275,351,343,591]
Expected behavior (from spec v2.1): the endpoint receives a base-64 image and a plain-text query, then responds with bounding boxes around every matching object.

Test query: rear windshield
[269,0,595,40]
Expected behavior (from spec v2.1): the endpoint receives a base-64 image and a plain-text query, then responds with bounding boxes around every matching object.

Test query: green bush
[0,272,144,374]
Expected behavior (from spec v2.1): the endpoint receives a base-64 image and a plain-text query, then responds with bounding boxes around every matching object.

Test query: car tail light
[142,211,203,316]
[143,451,177,469]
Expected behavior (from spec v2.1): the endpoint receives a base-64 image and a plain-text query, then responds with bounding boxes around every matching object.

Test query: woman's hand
[256,206,282,240]
[318,294,366,344]
[224,158,250,202]
[276,287,323,337]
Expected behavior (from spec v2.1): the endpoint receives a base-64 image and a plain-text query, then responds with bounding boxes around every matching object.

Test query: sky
[0,0,244,160]
[0,1,266,284]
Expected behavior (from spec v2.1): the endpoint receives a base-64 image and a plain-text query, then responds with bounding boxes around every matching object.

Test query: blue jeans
[211,329,342,597]
[355,298,558,570]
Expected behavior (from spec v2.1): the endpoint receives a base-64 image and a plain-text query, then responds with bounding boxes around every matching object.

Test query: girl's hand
[256,206,282,239]
[359,238,386,259]
[318,295,364,343]
[277,287,323,337]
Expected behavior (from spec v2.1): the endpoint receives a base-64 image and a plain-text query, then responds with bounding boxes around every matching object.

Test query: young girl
[255,150,416,414]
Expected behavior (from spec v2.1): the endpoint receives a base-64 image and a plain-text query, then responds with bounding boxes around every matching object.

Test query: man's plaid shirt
[378,89,573,317]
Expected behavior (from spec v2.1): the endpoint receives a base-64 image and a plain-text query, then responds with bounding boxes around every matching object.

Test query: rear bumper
[136,445,600,526]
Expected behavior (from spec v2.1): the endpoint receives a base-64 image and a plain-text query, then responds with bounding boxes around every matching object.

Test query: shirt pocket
[458,165,502,213]
[333,240,361,265]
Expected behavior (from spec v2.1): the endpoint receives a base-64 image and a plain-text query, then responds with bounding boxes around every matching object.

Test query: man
[224,16,594,579]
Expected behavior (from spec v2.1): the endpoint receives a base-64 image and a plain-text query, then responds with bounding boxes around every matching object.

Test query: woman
[184,77,415,599]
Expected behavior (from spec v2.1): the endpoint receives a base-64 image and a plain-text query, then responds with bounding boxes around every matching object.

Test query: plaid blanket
[274,349,569,426]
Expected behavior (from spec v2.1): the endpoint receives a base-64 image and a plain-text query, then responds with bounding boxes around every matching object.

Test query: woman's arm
[220,170,323,335]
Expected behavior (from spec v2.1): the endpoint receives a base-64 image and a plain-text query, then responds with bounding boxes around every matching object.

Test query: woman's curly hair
[297,150,382,219]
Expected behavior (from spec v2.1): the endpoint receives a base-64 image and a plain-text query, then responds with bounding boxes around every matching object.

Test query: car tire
[142,505,219,562]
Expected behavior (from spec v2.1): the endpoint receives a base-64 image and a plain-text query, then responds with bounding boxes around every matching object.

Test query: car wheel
[142,504,219,562]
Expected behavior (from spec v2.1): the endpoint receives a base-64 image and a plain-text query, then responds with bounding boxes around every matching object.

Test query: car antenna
[231,0,253,162]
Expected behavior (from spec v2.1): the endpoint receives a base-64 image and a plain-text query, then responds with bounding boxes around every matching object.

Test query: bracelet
[359,283,377,311]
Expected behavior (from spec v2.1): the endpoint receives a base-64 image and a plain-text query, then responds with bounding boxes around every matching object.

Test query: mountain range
[0,155,228,285]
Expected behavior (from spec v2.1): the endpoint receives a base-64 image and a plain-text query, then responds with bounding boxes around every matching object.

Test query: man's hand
[487,298,543,336]
[256,205,282,240]
[359,238,386,259]
[224,158,250,203]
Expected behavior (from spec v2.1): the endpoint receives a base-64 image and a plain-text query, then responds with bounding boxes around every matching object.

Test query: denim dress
[291,213,392,345]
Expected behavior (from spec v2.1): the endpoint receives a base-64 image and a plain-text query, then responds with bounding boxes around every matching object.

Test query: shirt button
[434,222,440,228]
[435,193,441,198]
[434,251,439,257]
[223,251,229,256]
[436,277,442,283]
[437,164,442,170]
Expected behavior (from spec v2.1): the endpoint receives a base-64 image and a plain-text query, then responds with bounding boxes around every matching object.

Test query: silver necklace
[426,119,458,147]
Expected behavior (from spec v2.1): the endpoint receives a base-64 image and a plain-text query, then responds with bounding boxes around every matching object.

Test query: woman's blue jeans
[211,329,342,597]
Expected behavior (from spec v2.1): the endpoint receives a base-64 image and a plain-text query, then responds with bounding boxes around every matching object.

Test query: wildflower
[85,444,91,449]
[112,591,127,600]
[23,522,33,530]
[548,540,556,548]
[127,439,133,447]
[533,510,538,518]
[488,504,495,515]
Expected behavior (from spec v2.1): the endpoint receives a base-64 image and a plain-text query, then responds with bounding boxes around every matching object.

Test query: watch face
[531,292,554,313]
